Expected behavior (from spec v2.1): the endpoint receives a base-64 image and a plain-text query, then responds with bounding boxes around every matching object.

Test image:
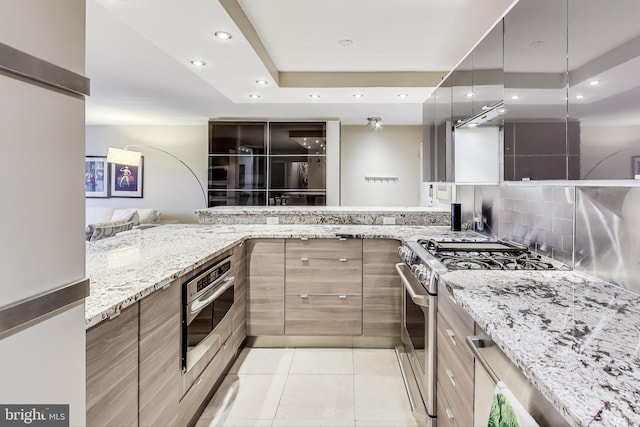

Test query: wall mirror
[568,0,640,180]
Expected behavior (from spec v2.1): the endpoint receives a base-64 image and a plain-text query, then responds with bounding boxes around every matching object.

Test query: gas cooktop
[416,238,569,271]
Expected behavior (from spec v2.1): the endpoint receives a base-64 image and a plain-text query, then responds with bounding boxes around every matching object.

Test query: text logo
[1,405,68,427]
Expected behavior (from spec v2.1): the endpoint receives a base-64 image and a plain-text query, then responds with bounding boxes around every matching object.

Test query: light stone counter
[85,224,470,329]
[441,270,640,427]
[86,224,640,426]
[196,206,451,226]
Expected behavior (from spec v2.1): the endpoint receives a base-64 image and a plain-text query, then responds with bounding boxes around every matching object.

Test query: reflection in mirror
[435,81,452,182]
[503,0,570,181]
[472,21,504,115]
[568,0,640,180]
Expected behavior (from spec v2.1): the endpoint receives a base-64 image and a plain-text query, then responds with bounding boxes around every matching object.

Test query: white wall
[0,1,87,424]
[340,125,422,206]
[86,125,208,223]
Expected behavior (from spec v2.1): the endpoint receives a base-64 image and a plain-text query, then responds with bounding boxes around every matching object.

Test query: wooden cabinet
[285,294,362,335]
[231,241,247,352]
[284,237,363,336]
[362,239,401,337]
[247,239,285,335]
[86,305,139,427]
[437,281,475,427]
[139,280,180,427]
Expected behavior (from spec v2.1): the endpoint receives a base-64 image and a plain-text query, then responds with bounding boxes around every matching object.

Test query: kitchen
[2,0,640,427]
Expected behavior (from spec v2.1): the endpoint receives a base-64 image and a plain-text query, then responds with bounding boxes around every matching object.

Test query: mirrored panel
[452,55,473,125]
[267,191,326,206]
[269,156,326,190]
[503,0,570,180]
[208,156,266,190]
[434,81,452,181]
[568,0,640,180]
[269,122,326,155]
[209,122,266,155]
[472,21,504,115]
[208,190,266,207]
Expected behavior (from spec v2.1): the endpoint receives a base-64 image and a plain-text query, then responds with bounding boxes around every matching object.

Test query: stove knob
[411,264,421,275]
[417,270,429,284]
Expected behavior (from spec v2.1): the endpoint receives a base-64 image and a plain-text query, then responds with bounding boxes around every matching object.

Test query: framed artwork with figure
[85,156,109,198]
[633,156,640,179]
[110,157,144,198]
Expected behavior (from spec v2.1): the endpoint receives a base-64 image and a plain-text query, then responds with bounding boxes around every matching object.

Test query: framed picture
[85,156,109,198]
[110,157,143,198]
[633,156,640,179]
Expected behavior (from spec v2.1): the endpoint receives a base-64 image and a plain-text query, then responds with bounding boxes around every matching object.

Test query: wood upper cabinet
[139,280,181,427]
[284,237,363,336]
[247,239,285,335]
[86,304,139,427]
[362,239,402,337]
[437,281,475,427]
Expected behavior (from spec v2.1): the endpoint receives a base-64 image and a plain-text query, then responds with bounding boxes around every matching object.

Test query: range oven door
[396,263,437,422]
[181,268,235,373]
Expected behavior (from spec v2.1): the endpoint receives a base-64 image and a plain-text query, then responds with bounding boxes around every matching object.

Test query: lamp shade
[107,147,142,166]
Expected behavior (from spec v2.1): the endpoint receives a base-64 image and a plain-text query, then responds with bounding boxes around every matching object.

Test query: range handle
[395,263,430,307]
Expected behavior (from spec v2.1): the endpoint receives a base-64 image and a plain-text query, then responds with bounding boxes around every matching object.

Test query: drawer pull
[162,282,171,290]
[446,369,456,387]
[300,237,309,241]
[445,408,455,420]
[300,294,309,299]
[446,329,457,346]
[339,258,348,262]
[194,376,203,386]
[339,237,347,241]
[301,257,309,262]
[338,295,347,299]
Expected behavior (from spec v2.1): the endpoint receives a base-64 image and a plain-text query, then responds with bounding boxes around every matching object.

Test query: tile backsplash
[458,183,640,295]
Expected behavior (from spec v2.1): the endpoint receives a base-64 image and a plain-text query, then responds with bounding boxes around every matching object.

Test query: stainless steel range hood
[455,102,504,129]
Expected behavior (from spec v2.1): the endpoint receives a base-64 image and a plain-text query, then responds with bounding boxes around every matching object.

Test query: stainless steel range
[395,238,568,426]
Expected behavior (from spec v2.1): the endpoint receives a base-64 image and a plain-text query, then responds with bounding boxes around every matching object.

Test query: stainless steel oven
[181,256,235,373]
[396,259,439,426]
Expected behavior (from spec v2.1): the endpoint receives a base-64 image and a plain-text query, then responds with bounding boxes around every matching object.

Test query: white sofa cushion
[135,209,159,224]
[111,208,140,225]
[86,207,114,227]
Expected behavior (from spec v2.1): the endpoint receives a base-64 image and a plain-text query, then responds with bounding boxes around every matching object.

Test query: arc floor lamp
[107,145,208,206]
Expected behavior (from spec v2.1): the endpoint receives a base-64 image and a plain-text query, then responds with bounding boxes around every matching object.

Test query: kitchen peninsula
[85,221,640,427]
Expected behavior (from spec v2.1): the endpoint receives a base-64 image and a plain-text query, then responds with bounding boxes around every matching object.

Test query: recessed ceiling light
[398,93,409,98]
[481,105,490,110]
[576,94,584,100]
[256,79,268,86]
[190,59,206,67]
[529,40,545,48]
[466,92,473,98]
[468,123,479,128]
[249,94,260,99]
[590,80,600,86]
[338,39,354,47]
[511,95,520,100]
[353,93,364,98]
[310,94,320,99]
[214,31,232,40]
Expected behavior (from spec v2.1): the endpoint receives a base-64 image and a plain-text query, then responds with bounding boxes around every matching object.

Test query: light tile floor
[195,348,420,427]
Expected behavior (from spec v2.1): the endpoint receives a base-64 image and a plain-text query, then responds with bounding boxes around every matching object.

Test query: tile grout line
[270,347,296,426]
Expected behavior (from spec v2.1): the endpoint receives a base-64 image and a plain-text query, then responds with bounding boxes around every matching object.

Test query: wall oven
[181,256,235,373]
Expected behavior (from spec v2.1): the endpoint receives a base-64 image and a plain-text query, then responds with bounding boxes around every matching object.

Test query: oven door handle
[189,276,235,315]
[395,263,430,307]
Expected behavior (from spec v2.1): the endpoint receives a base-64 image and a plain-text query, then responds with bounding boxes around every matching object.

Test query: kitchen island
[85,223,640,427]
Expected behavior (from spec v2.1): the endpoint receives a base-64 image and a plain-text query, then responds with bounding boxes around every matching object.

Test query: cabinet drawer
[286,238,362,259]
[286,258,362,295]
[175,338,235,426]
[437,314,473,427]
[438,281,474,358]
[437,382,470,427]
[285,294,362,336]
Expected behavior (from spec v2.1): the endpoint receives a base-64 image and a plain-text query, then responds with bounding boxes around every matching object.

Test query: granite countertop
[441,270,640,427]
[86,224,640,426]
[196,206,448,215]
[85,224,472,329]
